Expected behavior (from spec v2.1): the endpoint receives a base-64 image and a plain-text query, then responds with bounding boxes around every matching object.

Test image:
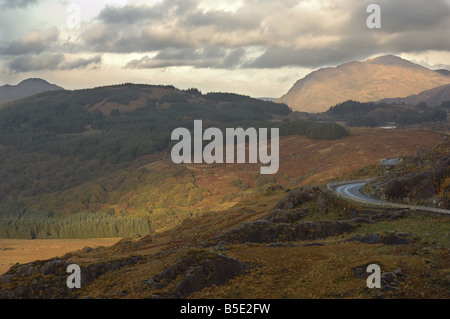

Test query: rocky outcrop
[264,208,307,223]
[347,232,413,245]
[223,219,355,244]
[380,145,450,204]
[353,264,407,294]
[0,256,142,299]
[274,190,314,210]
[142,251,248,299]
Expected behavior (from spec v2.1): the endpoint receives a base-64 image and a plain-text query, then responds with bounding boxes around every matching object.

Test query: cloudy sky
[0,0,449,97]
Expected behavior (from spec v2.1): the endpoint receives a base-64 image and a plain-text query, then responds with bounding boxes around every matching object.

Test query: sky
[0,0,449,98]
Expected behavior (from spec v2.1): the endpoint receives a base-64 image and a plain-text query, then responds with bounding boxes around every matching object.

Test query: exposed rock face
[274,190,315,210]
[264,208,307,223]
[0,256,142,299]
[352,264,407,294]
[224,219,355,244]
[383,152,450,202]
[142,251,249,299]
[347,232,413,245]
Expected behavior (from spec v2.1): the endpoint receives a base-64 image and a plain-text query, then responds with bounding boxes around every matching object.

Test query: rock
[393,268,406,278]
[82,246,93,253]
[214,241,229,251]
[380,285,399,293]
[264,208,307,223]
[141,278,161,288]
[174,254,248,298]
[348,217,372,224]
[264,184,284,193]
[0,256,142,299]
[352,263,379,279]
[0,275,14,284]
[16,263,37,276]
[13,285,30,297]
[381,272,397,286]
[353,266,368,279]
[144,251,249,299]
[274,190,314,210]
[224,220,355,244]
[40,259,66,275]
[347,232,412,245]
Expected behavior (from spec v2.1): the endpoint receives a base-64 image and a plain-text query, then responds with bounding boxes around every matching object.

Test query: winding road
[327,180,450,215]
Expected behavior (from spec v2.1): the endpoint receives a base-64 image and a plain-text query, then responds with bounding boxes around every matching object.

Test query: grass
[354,213,450,246]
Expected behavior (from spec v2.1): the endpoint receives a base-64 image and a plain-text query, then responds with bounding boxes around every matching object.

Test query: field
[0,238,121,275]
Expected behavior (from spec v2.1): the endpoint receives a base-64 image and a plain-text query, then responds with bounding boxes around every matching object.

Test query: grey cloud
[245,33,384,69]
[378,0,450,32]
[182,8,262,31]
[98,4,161,24]
[7,54,64,72]
[98,0,199,24]
[246,0,450,69]
[82,0,269,54]
[60,55,102,70]
[0,0,39,9]
[7,54,102,73]
[5,0,448,71]
[2,27,58,55]
[125,47,246,69]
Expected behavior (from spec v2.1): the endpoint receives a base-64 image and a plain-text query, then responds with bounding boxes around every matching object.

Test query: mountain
[377,83,450,107]
[0,83,352,238]
[0,78,64,105]
[434,69,450,77]
[277,55,450,113]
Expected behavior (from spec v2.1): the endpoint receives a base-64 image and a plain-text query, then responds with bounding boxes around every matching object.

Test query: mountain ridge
[0,78,64,105]
[377,83,450,107]
[277,55,450,113]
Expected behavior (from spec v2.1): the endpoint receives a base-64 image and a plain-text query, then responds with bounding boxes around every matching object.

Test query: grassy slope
[0,127,448,299]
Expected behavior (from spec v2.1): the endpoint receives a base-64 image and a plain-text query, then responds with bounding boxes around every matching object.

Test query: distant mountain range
[377,83,450,107]
[0,78,64,105]
[277,55,450,113]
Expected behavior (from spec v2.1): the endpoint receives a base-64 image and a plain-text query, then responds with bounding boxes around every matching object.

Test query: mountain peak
[364,54,423,69]
[277,55,450,113]
[0,78,64,105]
[18,78,52,85]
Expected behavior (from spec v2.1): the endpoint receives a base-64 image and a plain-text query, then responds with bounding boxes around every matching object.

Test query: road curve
[327,180,450,215]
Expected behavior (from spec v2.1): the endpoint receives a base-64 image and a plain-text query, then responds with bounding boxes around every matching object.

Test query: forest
[324,100,448,127]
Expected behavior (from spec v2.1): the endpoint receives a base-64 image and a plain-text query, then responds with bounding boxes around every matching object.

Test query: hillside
[0,82,448,300]
[364,140,450,209]
[322,100,448,127]
[0,83,355,239]
[0,78,64,105]
[0,136,448,299]
[277,55,450,113]
[378,83,450,107]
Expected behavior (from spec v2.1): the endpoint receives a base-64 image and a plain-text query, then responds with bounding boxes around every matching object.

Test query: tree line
[0,203,152,239]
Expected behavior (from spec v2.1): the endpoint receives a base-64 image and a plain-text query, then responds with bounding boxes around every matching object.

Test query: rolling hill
[0,81,449,300]
[0,78,64,105]
[277,55,450,113]
[0,83,353,239]
[377,83,450,107]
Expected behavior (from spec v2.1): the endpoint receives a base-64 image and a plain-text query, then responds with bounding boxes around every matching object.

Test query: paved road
[328,180,450,215]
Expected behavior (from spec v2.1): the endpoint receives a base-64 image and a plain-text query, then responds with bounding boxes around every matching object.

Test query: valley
[0,55,448,300]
